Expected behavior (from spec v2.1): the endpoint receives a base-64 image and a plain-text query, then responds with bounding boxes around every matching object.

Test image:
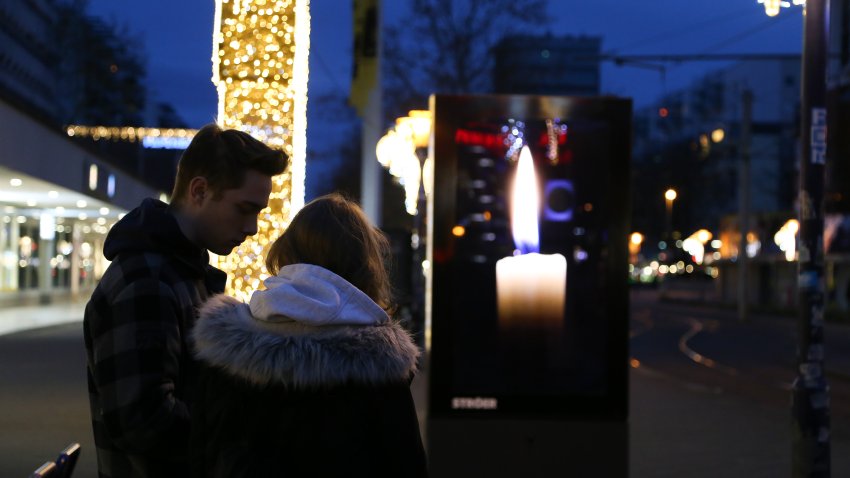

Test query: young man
[83,123,287,478]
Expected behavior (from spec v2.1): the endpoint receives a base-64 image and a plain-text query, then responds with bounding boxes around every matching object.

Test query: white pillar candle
[495,145,567,332]
[496,252,567,329]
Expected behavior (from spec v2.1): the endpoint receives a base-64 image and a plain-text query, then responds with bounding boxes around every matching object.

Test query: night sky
[85,0,803,129]
[82,0,804,199]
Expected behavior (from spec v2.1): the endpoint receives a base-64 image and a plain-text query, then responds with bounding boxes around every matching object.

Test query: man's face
[195,169,273,255]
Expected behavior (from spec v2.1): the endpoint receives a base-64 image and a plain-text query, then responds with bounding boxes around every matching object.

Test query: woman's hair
[171,123,287,204]
[266,193,394,311]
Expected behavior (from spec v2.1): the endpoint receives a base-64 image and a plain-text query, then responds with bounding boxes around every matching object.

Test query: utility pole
[791,0,831,475]
[353,0,384,226]
[738,89,752,322]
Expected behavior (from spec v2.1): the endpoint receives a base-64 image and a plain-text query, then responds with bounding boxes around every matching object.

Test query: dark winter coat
[189,264,428,477]
[84,198,226,478]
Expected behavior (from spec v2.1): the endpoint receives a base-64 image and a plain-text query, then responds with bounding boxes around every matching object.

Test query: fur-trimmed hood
[192,291,420,389]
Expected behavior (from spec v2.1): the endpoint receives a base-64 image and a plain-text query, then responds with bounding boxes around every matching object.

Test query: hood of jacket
[193,287,419,389]
[249,263,390,326]
[104,198,211,278]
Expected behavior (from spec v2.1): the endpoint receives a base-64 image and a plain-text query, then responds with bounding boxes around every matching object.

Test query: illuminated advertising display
[427,94,631,419]
[425,94,631,475]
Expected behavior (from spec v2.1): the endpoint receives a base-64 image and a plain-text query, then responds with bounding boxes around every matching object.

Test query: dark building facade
[0,0,167,302]
[0,0,58,120]
[631,58,801,247]
[492,34,601,96]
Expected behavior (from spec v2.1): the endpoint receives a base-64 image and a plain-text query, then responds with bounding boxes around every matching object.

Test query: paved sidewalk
[0,300,87,336]
[3,296,850,476]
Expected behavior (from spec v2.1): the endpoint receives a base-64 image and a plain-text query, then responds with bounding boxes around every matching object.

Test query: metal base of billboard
[428,417,628,477]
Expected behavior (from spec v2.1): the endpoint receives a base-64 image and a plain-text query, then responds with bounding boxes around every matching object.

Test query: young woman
[189,194,427,477]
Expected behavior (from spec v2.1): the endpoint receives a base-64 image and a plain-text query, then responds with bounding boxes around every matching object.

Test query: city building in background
[0,0,58,119]
[632,57,801,246]
[492,34,602,96]
[630,57,803,306]
[630,51,849,314]
[0,0,167,306]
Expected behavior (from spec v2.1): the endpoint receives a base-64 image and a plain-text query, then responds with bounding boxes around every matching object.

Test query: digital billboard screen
[427,94,631,419]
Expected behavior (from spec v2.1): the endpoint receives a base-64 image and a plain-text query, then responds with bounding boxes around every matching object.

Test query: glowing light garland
[66,125,198,145]
[213,0,310,301]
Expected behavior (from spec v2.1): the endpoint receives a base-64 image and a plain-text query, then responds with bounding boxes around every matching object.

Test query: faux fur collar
[192,294,420,388]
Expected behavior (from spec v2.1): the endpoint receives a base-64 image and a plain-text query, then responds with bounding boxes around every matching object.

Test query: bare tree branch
[383,0,551,117]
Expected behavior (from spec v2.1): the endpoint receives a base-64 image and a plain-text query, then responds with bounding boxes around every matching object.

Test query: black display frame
[426,94,631,420]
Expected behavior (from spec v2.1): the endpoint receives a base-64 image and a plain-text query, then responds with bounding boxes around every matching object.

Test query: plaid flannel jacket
[83,199,225,478]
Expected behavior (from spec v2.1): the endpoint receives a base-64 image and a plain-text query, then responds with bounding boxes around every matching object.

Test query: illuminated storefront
[0,165,129,301]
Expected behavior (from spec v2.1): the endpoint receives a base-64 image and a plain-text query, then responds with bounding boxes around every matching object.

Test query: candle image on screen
[496,146,567,331]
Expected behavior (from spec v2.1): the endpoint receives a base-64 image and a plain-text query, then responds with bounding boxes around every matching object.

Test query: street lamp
[376,110,433,216]
[629,232,644,264]
[397,110,431,149]
[377,110,434,352]
[664,188,677,240]
[711,128,725,143]
[758,0,805,17]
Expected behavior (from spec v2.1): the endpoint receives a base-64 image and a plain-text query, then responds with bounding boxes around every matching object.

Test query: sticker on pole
[811,108,826,165]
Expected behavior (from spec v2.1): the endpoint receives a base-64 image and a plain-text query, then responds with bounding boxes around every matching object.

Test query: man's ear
[187,176,209,206]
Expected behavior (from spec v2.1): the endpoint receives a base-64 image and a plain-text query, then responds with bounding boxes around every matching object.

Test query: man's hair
[265,193,394,312]
[171,123,288,203]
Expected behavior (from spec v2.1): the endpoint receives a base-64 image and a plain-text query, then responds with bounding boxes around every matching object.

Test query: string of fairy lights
[65,126,198,142]
[65,125,199,149]
[212,0,310,301]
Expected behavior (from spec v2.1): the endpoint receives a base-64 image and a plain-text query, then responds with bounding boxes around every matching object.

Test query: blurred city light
[774,219,799,261]
[682,229,713,264]
[376,130,411,168]
[758,0,805,17]
[376,110,433,216]
[711,128,725,143]
[629,232,643,264]
[630,232,644,245]
[746,232,761,258]
[396,110,432,148]
[66,125,198,149]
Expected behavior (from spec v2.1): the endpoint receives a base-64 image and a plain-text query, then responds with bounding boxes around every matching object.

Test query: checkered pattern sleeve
[88,277,191,453]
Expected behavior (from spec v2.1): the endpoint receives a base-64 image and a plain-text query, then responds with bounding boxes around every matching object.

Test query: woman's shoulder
[192,294,421,390]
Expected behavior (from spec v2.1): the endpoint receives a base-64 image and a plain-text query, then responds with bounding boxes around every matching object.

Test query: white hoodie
[248,263,389,326]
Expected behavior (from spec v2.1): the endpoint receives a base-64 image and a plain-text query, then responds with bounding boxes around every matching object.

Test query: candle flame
[511,146,539,254]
